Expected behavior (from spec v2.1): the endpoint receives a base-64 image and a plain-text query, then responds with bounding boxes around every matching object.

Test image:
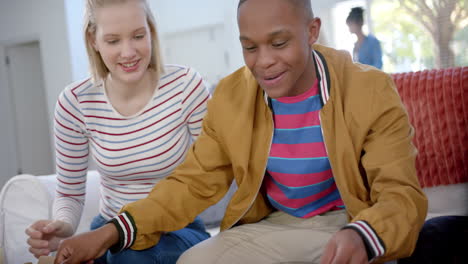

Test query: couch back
[391,67,468,187]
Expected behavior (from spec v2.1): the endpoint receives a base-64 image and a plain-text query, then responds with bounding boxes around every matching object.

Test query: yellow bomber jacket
[111,45,427,262]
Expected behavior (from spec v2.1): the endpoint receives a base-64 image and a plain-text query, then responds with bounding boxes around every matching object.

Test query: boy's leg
[178,210,348,264]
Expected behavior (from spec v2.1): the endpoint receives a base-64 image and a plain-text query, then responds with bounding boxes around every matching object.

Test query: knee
[107,249,155,264]
[177,244,215,264]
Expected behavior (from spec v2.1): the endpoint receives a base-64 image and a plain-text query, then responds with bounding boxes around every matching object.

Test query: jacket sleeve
[344,75,428,262]
[109,87,234,251]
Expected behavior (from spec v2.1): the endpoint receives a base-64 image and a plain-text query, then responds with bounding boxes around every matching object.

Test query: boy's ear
[307,17,322,45]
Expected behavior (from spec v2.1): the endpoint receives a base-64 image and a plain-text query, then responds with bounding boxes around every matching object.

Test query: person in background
[52,0,427,263]
[25,0,210,263]
[346,7,383,69]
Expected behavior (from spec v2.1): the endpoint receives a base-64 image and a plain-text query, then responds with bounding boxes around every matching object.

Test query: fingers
[54,244,70,264]
[26,220,60,259]
[55,240,83,264]
[321,229,368,264]
[27,236,49,248]
[28,245,50,259]
[27,234,50,258]
[26,219,52,238]
[348,244,368,264]
[329,244,346,264]
[55,247,89,264]
[348,252,367,264]
[43,220,64,234]
[320,240,337,264]
[26,226,43,240]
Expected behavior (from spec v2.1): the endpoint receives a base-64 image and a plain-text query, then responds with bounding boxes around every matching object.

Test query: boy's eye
[272,41,286,48]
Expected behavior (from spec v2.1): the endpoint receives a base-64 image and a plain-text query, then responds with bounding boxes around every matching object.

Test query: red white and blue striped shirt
[52,65,210,232]
[265,79,344,218]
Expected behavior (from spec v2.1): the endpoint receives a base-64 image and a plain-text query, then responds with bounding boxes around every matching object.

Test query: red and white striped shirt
[52,65,210,232]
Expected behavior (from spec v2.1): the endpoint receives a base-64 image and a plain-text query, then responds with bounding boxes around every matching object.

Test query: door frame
[0,44,19,181]
[0,36,52,181]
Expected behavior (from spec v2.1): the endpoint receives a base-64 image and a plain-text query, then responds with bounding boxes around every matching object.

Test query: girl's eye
[135,34,145,40]
[107,39,119,45]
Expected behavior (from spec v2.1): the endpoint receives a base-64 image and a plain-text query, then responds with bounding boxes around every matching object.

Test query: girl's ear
[88,32,99,52]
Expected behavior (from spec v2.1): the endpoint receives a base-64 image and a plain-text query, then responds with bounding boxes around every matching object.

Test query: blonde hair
[83,0,164,83]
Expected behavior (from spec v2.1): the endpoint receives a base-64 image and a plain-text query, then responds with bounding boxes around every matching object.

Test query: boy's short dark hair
[238,0,314,19]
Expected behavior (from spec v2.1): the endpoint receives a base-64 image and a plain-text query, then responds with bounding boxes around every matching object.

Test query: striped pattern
[265,80,344,218]
[313,50,386,260]
[109,212,136,251]
[262,50,386,261]
[344,221,386,260]
[313,50,330,103]
[52,65,209,234]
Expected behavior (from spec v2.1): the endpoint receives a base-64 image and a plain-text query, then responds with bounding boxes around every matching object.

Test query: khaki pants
[177,210,348,264]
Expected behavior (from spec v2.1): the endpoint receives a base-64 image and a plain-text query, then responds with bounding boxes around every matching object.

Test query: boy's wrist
[99,223,120,250]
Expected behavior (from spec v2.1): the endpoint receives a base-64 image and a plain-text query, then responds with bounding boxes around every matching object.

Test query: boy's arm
[343,75,427,262]
[110,93,234,251]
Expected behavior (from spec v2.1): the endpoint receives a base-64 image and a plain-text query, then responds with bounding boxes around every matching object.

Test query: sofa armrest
[0,174,53,264]
[0,171,100,264]
[423,183,468,220]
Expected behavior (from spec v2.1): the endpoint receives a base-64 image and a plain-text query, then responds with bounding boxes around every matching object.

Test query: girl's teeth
[123,61,137,67]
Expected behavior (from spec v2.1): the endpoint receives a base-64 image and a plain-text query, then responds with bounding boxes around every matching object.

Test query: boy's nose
[256,48,275,69]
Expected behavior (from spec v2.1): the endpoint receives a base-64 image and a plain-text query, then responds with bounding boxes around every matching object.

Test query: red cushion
[391,67,468,187]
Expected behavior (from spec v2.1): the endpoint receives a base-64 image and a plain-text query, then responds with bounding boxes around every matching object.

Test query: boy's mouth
[261,71,286,87]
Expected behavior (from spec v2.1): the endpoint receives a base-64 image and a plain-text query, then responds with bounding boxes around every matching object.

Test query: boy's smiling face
[238,0,321,98]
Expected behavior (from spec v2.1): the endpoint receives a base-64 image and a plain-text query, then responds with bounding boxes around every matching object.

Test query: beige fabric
[177,210,348,264]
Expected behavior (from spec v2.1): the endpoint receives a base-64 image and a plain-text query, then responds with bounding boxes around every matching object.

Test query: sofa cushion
[392,67,468,187]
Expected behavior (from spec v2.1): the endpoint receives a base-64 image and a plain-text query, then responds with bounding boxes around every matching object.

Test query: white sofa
[0,171,235,264]
[0,170,467,264]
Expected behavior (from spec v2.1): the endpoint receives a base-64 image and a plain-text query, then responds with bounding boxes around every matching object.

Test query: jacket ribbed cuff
[342,220,386,262]
[108,211,136,253]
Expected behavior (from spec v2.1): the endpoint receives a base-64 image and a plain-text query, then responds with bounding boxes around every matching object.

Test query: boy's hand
[54,223,119,264]
[320,229,368,264]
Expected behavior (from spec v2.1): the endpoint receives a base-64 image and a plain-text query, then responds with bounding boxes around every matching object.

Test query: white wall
[65,0,89,81]
[149,0,244,80]
[149,0,225,35]
[0,0,75,185]
[0,0,73,144]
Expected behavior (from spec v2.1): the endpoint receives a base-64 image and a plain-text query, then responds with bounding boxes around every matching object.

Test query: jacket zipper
[226,99,274,229]
[319,111,354,219]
